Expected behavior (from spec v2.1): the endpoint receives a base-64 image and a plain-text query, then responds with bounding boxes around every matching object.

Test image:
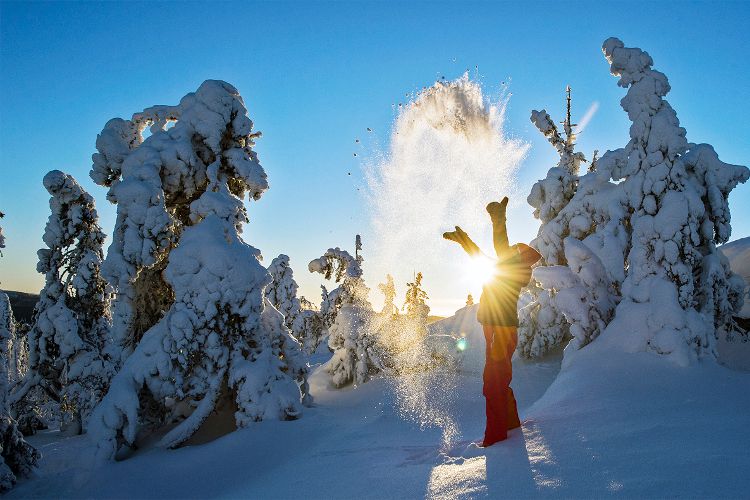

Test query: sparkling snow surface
[9,305,750,498]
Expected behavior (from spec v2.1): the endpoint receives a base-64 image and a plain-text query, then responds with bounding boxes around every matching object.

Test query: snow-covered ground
[9,304,750,498]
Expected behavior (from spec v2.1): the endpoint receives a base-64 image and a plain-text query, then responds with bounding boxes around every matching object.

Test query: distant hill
[720,236,750,319]
[1,290,38,324]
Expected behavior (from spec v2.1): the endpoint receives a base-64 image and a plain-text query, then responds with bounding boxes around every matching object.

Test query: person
[443,197,541,447]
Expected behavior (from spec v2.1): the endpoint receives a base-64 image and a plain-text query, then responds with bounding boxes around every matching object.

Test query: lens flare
[456,337,468,351]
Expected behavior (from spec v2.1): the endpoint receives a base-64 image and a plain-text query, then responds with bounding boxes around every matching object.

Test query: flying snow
[363,74,528,448]
[364,73,528,314]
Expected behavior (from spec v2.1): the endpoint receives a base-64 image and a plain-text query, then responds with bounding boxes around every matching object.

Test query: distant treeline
[2,290,38,324]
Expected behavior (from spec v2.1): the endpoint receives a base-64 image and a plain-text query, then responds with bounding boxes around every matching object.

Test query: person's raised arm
[443,226,482,257]
[486,197,510,259]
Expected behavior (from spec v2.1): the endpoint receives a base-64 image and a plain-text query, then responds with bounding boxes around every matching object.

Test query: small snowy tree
[0,260,39,493]
[12,171,112,433]
[266,255,305,335]
[403,272,430,325]
[378,274,398,316]
[465,294,474,307]
[595,38,749,363]
[87,81,308,460]
[309,237,383,387]
[0,212,5,255]
[266,254,323,354]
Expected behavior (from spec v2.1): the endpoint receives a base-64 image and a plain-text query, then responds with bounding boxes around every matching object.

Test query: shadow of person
[483,427,539,497]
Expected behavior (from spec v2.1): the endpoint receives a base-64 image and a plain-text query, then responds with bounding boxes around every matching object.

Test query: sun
[466,255,498,287]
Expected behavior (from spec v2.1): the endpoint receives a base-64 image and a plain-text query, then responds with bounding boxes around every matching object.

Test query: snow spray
[363,74,527,448]
[364,73,527,316]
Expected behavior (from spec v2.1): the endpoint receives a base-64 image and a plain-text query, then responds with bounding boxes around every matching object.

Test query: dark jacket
[477,245,539,327]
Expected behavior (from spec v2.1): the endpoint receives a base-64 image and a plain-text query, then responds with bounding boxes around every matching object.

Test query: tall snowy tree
[309,237,383,387]
[595,38,749,363]
[0,238,39,492]
[89,90,259,365]
[518,88,588,358]
[521,40,748,363]
[12,171,112,434]
[87,81,309,460]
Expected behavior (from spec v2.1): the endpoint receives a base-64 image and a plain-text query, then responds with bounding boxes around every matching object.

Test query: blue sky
[1,1,748,315]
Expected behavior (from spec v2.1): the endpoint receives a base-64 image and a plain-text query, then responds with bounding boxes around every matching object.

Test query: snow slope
[9,306,750,498]
[721,236,750,318]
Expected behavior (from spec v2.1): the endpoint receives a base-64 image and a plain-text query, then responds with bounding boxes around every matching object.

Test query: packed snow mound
[364,74,528,313]
[720,237,750,317]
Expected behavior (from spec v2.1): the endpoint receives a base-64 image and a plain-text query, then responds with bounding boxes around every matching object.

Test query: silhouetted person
[443,197,541,447]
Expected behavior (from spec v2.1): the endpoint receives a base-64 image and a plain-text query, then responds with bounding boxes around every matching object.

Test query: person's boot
[507,388,521,430]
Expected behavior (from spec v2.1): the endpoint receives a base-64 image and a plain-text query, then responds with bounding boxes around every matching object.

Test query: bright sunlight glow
[466,255,498,288]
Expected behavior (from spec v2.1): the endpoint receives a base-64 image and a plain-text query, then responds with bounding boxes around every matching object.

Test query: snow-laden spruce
[518,88,588,358]
[266,255,323,354]
[90,82,268,366]
[521,39,748,363]
[595,38,749,363]
[533,238,615,353]
[309,239,383,387]
[393,272,434,371]
[11,171,112,434]
[88,81,308,460]
[0,266,39,492]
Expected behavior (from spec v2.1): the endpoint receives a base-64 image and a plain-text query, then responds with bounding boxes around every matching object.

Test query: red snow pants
[482,325,520,447]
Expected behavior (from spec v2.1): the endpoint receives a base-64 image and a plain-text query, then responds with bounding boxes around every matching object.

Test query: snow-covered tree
[90,83,269,365]
[595,38,749,363]
[12,171,112,433]
[0,248,39,493]
[526,87,586,236]
[378,274,398,316]
[465,294,474,307]
[309,246,361,330]
[0,212,5,256]
[518,88,589,358]
[532,238,615,353]
[521,40,748,363]
[87,81,308,461]
[266,255,305,335]
[403,272,429,324]
[266,254,323,354]
[309,237,383,387]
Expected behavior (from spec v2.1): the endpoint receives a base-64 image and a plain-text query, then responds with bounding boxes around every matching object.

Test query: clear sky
[1,1,748,316]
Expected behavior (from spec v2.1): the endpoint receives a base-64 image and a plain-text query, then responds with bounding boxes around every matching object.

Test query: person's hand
[443,226,482,256]
[443,225,469,244]
[486,196,508,224]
